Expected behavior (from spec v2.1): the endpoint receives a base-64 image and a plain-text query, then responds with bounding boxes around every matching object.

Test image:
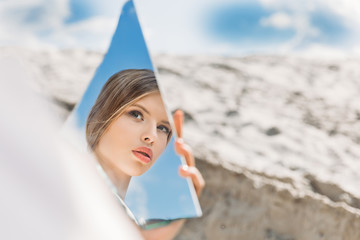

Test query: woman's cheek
[158,137,168,156]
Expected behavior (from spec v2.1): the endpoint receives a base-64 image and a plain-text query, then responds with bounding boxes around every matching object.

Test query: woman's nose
[141,123,157,145]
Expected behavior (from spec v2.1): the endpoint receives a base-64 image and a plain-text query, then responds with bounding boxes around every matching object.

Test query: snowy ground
[4,47,360,239]
[155,54,360,204]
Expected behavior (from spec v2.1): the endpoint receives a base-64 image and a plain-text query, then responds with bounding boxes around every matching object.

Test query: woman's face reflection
[95,92,171,177]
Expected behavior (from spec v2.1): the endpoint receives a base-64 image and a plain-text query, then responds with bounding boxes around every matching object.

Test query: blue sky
[206,3,296,45]
[1,0,359,56]
[66,0,96,23]
[207,3,349,44]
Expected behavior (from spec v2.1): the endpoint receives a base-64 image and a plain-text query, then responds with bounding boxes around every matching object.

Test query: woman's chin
[130,172,145,177]
[125,167,148,177]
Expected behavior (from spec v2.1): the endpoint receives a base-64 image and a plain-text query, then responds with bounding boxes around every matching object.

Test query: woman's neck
[95,151,131,199]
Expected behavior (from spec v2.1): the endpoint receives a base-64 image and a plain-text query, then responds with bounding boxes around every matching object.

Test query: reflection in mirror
[62,0,201,229]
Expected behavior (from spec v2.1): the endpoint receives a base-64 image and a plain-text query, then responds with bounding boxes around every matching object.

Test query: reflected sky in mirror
[126,137,200,222]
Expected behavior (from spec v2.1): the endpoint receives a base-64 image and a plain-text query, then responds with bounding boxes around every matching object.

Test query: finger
[179,166,205,197]
[175,139,195,166]
[173,110,184,138]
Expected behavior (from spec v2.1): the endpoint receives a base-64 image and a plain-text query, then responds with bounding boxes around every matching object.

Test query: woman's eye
[129,110,143,120]
[157,125,170,134]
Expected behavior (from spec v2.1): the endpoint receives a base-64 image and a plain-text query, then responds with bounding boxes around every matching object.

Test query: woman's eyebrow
[133,104,150,114]
[133,104,170,126]
[161,120,170,126]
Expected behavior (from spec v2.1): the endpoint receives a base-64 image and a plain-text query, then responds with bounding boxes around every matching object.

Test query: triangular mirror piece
[62,0,202,229]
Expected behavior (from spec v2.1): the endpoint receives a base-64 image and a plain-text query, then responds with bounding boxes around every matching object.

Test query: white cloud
[1,0,360,55]
[0,0,70,30]
[258,0,360,28]
[257,0,360,51]
[260,12,293,29]
[317,0,360,26]
[0,0,119,51]
[49,16,118,51]
[0,0,69,48]
[136,0,359,55]
[260,11,321,52]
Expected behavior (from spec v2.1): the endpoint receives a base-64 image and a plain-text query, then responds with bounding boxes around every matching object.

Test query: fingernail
[175,109,184,117]
[182,165,189,171]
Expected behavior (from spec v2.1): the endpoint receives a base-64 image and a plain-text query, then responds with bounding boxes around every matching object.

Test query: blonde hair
[86,69,159,150]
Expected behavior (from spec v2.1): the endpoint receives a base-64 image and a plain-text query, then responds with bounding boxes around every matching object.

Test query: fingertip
[179,171,187,178]
[178,165,189,175]
[181,165,189,171]
[175,138,184,145]
[173,109,184,138]
[174,109,184,119]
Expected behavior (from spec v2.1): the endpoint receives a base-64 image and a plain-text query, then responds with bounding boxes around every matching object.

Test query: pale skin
[95,92,205,240]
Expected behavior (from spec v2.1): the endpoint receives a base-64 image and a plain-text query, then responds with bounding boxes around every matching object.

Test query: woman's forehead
[134,92,162,106]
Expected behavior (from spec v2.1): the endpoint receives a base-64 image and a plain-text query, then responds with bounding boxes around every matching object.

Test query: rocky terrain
[5,47,360,239]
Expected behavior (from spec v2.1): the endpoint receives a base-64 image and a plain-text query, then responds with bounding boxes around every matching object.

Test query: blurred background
[1,0,360,56]
[1,0,360,239]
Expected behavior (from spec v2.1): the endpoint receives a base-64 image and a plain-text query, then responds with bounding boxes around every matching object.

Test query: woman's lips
[132,147,153,164]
